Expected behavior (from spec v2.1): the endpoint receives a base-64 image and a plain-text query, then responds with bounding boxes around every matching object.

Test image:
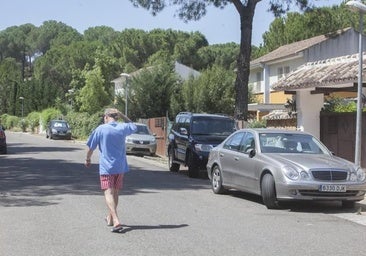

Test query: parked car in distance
[46,120,72,140]
[125,123,157,156]
[168,112,237,178]
[0,125,7,154]
[207,128,366,209]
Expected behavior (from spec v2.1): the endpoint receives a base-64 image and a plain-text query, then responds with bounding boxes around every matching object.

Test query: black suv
[167,112,236,178]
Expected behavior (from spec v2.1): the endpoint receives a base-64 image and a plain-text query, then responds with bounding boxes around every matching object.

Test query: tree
[78,65,110,114]
[34,20,82,55]
[172,65,236,115]
[127,62,179,119]
[128,0,316,121]
[83,26,119,45]
[197,43,239,70]
[194,65,235,114]
[0,24,36,79]
[0,58,22,115]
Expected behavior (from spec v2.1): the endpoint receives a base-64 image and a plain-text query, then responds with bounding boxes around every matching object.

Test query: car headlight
[51,128,57,133]
[350,167,366,182]
[282,166,310,181]
[283,166,300,180]
[125,137,132,143]
[150,137,156,143]
[194,144,213,152]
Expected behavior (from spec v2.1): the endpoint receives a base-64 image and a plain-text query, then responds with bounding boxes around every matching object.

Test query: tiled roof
[251,28,352,66]
[262,110,294,120]
[272,53,365,91]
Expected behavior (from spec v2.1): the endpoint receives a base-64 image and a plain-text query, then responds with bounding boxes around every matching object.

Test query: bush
[19,118,28,132]
[65,111,102,139]
[1,114,19,129]
[27,112,41,133]
[247,119,267,128]
[40,108,63,130]
[322,97,358,113]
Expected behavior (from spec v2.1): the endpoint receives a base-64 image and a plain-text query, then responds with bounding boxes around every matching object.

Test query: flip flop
[105,216,113,226]
[111,224,123,233]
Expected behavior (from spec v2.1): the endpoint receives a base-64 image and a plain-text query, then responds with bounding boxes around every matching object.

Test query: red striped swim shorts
[100,174,124,190]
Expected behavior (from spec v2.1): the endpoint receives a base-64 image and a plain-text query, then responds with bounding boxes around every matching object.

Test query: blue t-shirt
[86,121,137,175]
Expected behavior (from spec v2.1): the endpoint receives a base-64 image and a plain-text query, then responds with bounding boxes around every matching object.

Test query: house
[249,27,366,138]
[111,61,200,98]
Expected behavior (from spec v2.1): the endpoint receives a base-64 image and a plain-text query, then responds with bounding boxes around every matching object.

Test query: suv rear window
[191,116,235,135]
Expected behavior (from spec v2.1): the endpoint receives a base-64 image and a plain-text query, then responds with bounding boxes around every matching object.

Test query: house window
[284,66,290,74]
[278,66,290,79]
[278,67,283,78]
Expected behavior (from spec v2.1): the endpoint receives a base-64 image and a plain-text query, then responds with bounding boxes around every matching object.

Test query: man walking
[85,108,136,233]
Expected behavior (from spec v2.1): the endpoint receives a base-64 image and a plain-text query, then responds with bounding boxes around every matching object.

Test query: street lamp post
[346,0,366,166]
[68,89,74,108]
[19,96,24,118]
[120,73,131,116]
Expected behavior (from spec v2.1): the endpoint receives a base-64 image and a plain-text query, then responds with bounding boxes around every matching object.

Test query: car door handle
[219,153,224,157]
[234,157,239,161]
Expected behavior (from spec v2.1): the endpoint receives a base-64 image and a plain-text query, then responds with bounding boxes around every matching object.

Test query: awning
[272,53,366,91]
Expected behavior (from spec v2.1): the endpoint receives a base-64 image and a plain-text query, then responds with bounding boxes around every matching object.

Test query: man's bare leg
[104,188,121,227]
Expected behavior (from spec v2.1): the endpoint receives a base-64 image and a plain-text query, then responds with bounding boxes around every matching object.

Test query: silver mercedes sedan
[206,128,366,209]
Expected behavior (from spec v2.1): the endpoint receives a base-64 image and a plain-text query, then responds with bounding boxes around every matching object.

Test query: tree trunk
[234,1,257,121]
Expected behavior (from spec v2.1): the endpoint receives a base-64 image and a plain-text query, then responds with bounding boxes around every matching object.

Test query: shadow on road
[222,189,366,215]
[0,135,210,208]
[119,223,189,234]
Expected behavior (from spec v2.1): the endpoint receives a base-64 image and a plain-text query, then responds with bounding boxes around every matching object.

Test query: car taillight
[0,131,5,139]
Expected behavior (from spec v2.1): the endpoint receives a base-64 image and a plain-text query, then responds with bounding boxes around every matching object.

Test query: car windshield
[259,133,329,154]
[52,122,69,128]
[134,125,150,135]
[191,117,236,135]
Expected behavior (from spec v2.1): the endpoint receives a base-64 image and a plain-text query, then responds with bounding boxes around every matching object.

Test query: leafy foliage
[128,62,179,119]
[26,111,41,133]
[40,108,62,130]
[322,97,359,113]
[78,66,110,114]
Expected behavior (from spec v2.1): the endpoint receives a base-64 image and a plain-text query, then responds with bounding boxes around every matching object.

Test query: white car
[207,128,366,209]
[125,123,157,156]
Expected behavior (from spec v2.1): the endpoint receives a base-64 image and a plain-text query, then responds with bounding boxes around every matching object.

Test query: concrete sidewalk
[335,198,366,226]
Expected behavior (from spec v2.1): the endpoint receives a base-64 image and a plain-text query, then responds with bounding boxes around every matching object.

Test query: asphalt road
[1,132,366,256]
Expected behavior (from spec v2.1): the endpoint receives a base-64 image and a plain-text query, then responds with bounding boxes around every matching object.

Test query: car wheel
[168,147,180,172]
[187,152,199,178]
[211,165,226,194]
[261,173,279,209]
[342,200,356,209]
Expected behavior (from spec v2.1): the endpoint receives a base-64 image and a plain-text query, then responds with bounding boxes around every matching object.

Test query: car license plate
[319,184,346,192]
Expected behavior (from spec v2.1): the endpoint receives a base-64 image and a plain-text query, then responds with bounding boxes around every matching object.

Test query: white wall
[296,90,324,139]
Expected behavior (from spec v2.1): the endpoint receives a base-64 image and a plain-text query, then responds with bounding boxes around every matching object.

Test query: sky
[1,0,342,46]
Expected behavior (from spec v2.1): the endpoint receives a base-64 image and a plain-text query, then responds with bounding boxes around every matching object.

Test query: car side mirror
[249,149,256,158]
[179,127,188,135]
